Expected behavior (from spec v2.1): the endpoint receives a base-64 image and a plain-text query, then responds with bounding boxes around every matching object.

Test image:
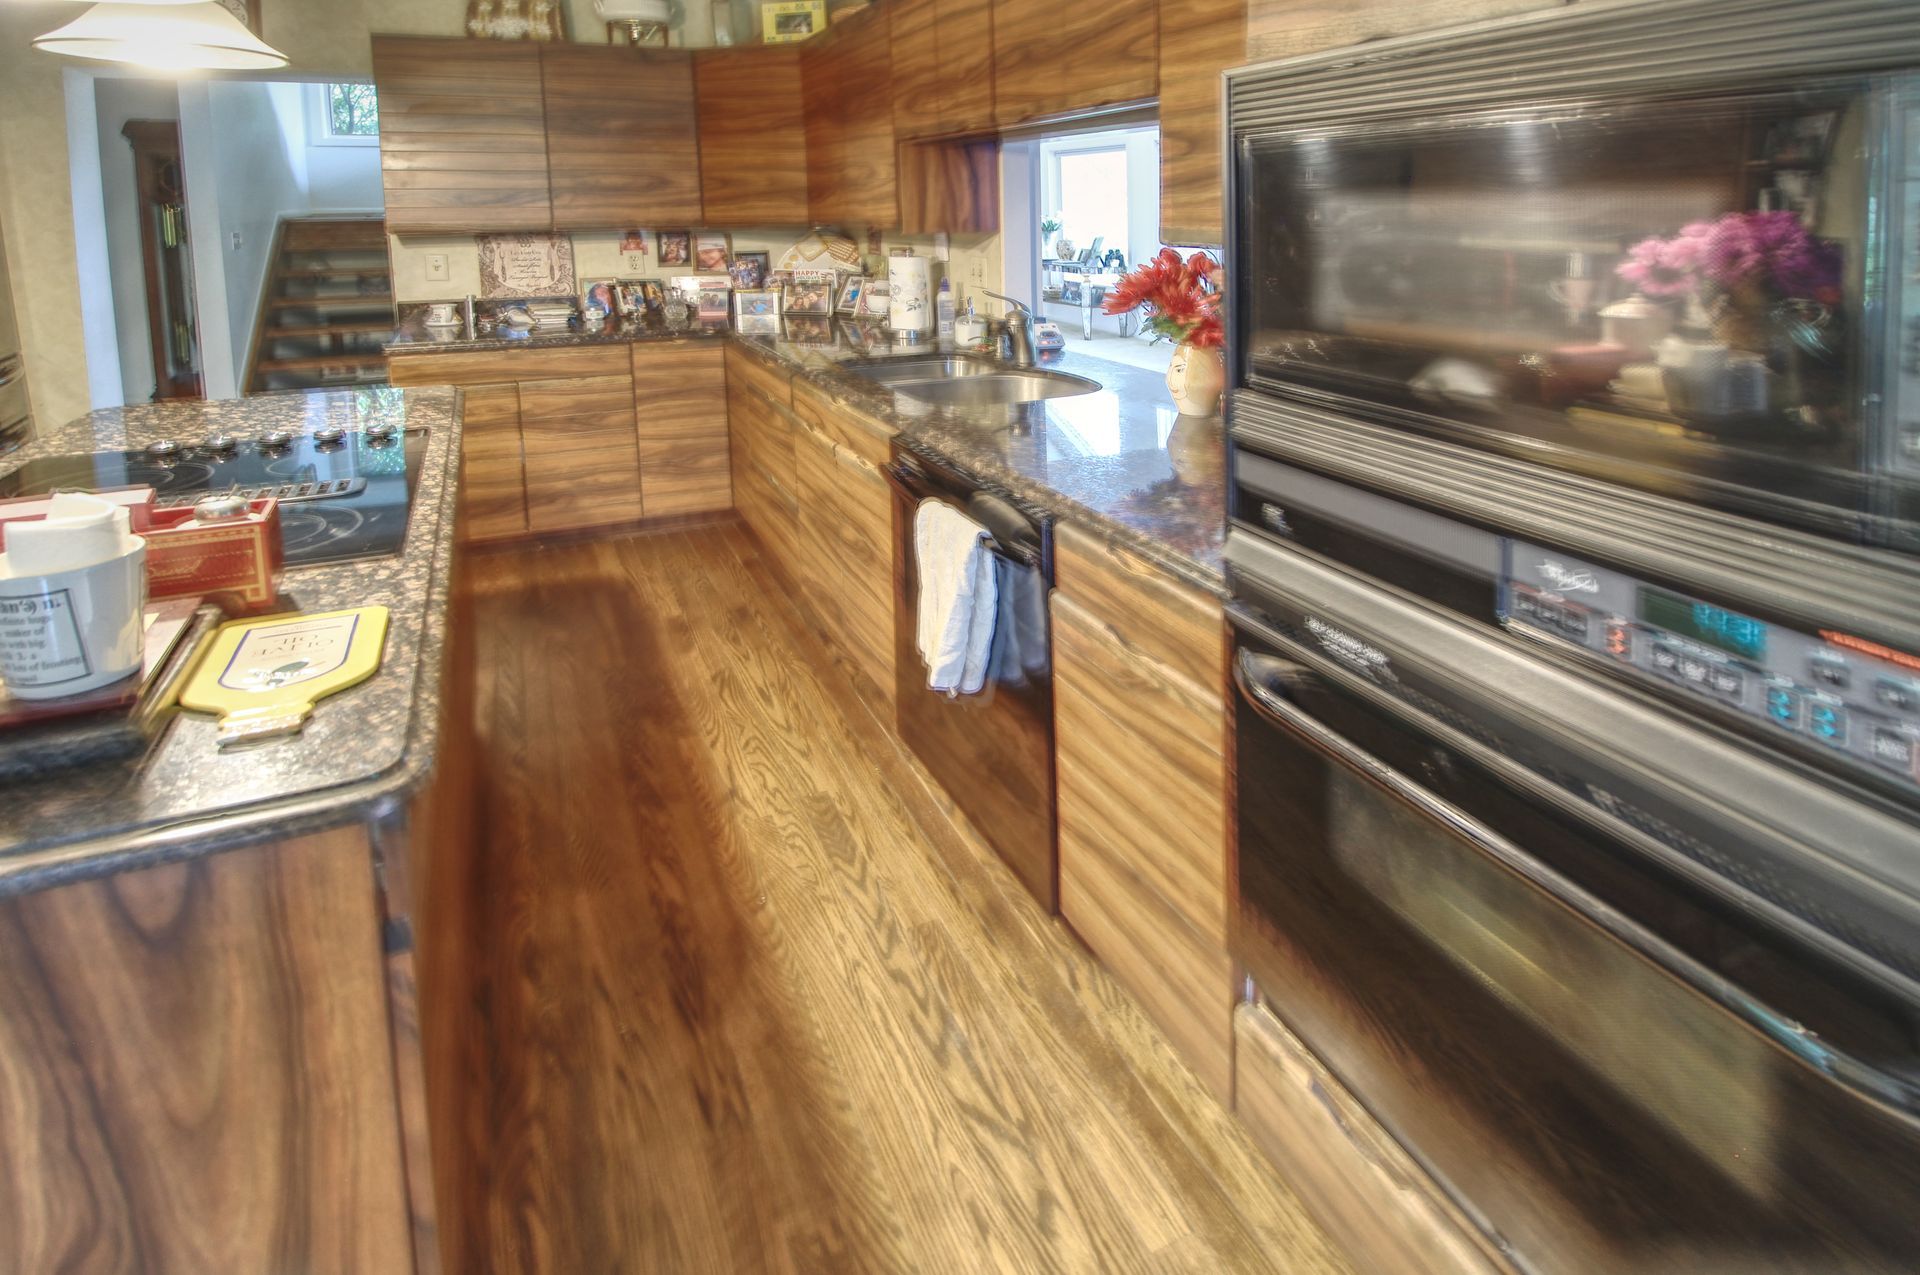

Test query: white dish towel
[914,498,998,695]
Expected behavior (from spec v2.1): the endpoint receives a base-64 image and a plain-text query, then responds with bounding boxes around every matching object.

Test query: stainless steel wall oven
[1226,2,1920,1269]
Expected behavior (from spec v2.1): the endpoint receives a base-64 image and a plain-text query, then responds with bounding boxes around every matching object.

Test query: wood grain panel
[389,344,629,388]
[632,342,731,518]
[542,47,702,228]
[1052,592,1229,944]
[725,341,793,410]
[1244,0,1563,62]
[793,380,891,468]
[794,422,894,708]
[991,0,1158,127]
[804,7,899,228]
[1054,520,1225,692]
[1158,0,1246,246]
[694,45,810,225]
[1234,1003,1512,1275]
[898,136,1001,235]
[889,0,942,139]
[519,372,643,531]
[460,382,528,543]
[372,35,551,234]
[939,0,998,134]
[0,829,414,1274]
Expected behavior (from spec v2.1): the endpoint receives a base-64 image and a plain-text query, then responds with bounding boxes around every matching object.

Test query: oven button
[1766,685,1802,729]
[1810,701,1846,745]
[1651,644,1681,677]
[1809,657,1850,690]
[258,429,293,450]
[1875,678,1917,713]
[145,439,180,458]
[1871,727,1914,772]
[204,433,238,454]
[1557,608,1589,640]
[1678,654,1713,689]
[1708,666,1744,699]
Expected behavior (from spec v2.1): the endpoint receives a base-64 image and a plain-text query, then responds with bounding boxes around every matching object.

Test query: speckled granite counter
[0,385,462,896]
[391,314,1225,590]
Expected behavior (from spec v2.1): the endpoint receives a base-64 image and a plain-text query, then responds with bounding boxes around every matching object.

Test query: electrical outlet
[622,250,648,274]
[425,253,451,283]
[229,231,243,251]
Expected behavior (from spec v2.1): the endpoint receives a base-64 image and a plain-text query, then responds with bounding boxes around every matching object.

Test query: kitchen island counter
[0,385,463,896]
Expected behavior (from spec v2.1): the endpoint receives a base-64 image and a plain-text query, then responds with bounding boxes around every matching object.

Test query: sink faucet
[982,290,1036,368]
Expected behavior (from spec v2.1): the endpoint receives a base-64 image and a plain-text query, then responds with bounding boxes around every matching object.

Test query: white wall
[65,67,123,410]
[94,78,181,405]
[299,83,384,213]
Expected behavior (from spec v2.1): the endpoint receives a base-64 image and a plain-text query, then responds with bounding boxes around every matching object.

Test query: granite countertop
[390,310,1225,589]
[0,385,462,896]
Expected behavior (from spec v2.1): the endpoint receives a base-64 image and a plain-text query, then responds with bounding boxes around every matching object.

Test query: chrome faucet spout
[982,290,1037,368]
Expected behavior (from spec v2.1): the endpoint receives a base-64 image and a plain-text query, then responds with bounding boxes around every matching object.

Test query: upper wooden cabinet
[804,6,899,229]
[542,46,702,228]
[991,0,1158,127]
[694,45,810,226]
[371,36,554,234]
[1158,0,1247,246]
[891,0,996,140]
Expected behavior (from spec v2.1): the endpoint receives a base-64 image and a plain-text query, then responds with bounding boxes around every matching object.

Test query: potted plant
[1040,215,1062,259]
[1102,248,1226,416]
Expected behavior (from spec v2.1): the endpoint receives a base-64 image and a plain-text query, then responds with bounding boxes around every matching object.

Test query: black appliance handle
[1231,641,1920,1120]
[885,458,1044,569]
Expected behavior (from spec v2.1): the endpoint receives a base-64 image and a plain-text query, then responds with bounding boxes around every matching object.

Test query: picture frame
[729,251,770,291]
[658,230,692,266]
[582,278,619,319]
[734,289,782,335]
[835,275,865,316]
[762,0,827,44]
[618,279,665,318]
[694,232,733,272]
[689,278,732,322]
[783,269,836,316]
[855,278,891,319]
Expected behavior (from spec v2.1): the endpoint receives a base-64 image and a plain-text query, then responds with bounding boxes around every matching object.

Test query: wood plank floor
[450,523,1351,1274]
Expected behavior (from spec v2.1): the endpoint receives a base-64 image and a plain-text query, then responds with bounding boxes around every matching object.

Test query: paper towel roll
[1,493,139,577]
[889,255,932,334]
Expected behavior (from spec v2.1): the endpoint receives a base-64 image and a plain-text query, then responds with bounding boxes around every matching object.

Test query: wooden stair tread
[278,266,392,280]
[269,293,396,309]
[256,354,389,372]
[247,216,392,393]
[263,321,393,339]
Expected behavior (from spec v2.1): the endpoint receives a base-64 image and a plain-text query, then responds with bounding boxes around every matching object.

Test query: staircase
[244,215,394,394]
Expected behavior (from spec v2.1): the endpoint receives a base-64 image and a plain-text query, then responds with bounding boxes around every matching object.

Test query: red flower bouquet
[1102,248,1224,348]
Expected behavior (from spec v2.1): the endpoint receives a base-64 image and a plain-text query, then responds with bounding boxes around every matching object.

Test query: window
[1054,147,1130,260]
[321,82,379,141]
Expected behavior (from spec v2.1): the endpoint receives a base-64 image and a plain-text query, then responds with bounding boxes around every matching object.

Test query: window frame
[309,81,380,148]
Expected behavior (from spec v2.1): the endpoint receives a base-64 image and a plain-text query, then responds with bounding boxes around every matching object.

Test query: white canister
[1598,295,1674,360]
[0,541,148,699]
[888,255,932,334]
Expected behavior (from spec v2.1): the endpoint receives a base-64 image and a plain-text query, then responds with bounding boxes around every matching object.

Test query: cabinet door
[794,425,894,707]
[459,382,528,543]
[991,0,1158,127]
[631,342,730,518]
[889,0,943,140]
[542,46,702,228]
[371,36,552,234]
[695,46,809,225]
[1158,0,1246,246]
[518,373,643,533]
[894,0,996,141]
[805,9,898,228]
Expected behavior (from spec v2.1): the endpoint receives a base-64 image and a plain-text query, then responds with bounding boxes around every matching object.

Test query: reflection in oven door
[1233,624,1920,1272]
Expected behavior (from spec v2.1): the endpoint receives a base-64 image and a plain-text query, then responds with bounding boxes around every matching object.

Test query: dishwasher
[884,439,1058,911]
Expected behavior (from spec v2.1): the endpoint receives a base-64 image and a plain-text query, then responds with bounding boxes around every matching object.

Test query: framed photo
[618,279,665,318]
[694,232,732,272]
[855,278,891,319]
[763,0,827,44]
[729,251,769,290]
[784,269,836,316]
[835,275,865,315]
[582,278,619,318]
[734,289,781,335]
[658,230,691,266]
[690,278,732,322]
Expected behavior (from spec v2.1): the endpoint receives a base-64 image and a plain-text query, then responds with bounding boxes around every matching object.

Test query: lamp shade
[33,2,289,71]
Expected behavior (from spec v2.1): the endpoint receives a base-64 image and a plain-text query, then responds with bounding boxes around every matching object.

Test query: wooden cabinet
[1245,0,1560,63]
[695,45,810,225]
[1158,0,1247,246]
[371,36,553,234]
[991,0,1158,127]
[459,382,528,543]
[897,138,1000,235]
[803,6,899,229]
[1234,1003,1512,1275]
[518,371,644,534]
[792,382,895,708]
[891,0,997,140]
[631,342,731,518]
[1050,522,1235,1100]
[541,46,702,229]
[724,344,799,572]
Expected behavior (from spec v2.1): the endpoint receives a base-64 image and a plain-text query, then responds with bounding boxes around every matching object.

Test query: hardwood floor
[446,523,1350,1274]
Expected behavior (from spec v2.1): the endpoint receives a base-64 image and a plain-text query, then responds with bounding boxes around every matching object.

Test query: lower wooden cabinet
[633,342,731,518]
[518,372,645,533]
[459,382,529,541]
[793,421,895,710]
[724,345,798,565]
[1050,523,1236,1101]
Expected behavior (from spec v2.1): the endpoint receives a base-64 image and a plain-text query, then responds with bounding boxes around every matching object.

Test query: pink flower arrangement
[1616,211,1842,305]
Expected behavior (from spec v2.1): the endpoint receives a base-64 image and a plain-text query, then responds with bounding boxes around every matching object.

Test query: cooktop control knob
[204,433,238,453]
[312,425,346,445]
[258,429,293,450]
[145,439,180,458]
[192,494,250,523]
[364,421,398,441]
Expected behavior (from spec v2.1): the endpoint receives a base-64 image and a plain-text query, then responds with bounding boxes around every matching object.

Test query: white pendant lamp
[33,1,289,72]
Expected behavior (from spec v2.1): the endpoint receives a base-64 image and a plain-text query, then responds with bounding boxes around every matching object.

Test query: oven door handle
[1233,645,1920,1119]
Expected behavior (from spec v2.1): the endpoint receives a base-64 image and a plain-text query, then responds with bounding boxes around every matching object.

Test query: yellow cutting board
[180,606,388,746]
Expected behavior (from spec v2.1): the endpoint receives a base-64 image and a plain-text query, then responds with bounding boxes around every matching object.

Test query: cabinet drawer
[523,448,643,533]
[1054,522,1223,692]
[391,345,628,388]
[1053,593,1228,945]
[793,381,892,469]
[725,342,792,411]
[518,373,633,421]
[637,431,731,518]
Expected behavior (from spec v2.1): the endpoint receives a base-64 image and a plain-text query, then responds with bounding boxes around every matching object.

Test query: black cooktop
[0,428,427,567]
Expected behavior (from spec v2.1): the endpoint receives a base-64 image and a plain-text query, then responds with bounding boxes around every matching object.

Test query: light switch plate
[425,253,450,283]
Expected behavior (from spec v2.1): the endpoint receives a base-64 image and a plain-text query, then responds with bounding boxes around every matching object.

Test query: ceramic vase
[1166,341,1225,417]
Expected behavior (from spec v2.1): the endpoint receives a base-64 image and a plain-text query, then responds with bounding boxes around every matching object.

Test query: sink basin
[848,357,1101,406]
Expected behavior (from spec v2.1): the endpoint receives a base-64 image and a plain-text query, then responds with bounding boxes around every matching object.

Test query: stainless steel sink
[849,357,1101,406]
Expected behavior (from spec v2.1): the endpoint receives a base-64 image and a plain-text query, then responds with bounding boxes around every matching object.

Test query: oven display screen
[1638,587,1768,661]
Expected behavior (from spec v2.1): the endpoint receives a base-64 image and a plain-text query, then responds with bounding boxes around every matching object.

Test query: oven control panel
[1503,540,1920,794]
